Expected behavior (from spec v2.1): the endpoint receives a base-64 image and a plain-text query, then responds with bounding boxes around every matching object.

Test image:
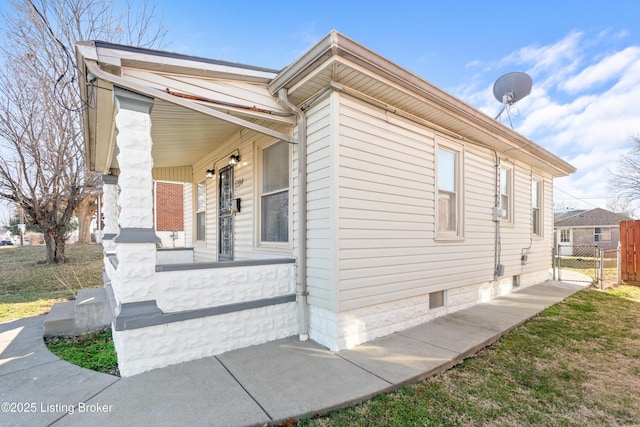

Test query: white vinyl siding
[305,94,334,310]
[190,124,292,262]
[334,94,555,312]
[183,89,556,315]
[152,166,193,183]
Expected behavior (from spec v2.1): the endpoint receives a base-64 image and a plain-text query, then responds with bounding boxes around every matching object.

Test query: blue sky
[1,0,639,221]
[157,0,640,212]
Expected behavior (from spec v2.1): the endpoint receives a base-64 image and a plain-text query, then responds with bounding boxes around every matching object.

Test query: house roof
[554,207,631,228]
[554,209,587,222]
[76,31,576,178]
[268,31,575,177]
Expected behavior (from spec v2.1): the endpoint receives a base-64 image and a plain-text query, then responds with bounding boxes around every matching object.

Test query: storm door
[218,165,234,261]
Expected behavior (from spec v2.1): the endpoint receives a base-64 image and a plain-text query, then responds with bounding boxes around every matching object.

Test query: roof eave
[269,31,576,178]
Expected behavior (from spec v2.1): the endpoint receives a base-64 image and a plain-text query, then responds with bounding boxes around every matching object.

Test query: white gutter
[277,88,309,341]
[269,31,576,178]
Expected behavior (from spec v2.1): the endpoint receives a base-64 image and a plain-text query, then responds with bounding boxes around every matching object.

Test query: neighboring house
[95,180,185,247]
[554,207,631,255]
[154,181,185,248]
[76,31,576,376]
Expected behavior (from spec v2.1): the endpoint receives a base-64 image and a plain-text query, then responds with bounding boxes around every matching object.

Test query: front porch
[103,248,298,376]
[80,72,303,376]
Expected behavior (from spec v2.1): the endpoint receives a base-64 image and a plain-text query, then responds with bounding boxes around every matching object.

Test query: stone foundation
[309,270,549,351]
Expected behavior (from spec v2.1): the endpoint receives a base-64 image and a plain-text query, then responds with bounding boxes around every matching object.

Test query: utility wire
[553,185,605,209]
[28,0,92,112]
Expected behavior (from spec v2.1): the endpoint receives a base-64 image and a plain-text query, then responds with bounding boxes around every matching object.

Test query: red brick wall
[155,182,184,231]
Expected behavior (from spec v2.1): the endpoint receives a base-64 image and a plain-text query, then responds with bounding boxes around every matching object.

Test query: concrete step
[43,288,113,337]
[75,288,112,331]
[43,301,76,337]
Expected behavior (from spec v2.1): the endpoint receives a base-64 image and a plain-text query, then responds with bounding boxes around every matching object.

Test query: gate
[554,243,598,283]
[620,219,640,281]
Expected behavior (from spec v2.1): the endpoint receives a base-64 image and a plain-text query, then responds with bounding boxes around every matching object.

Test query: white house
[76,31,575,376]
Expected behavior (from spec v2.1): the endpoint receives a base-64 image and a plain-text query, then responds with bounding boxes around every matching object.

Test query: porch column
[112,87,160,304]
[101,174,119,254]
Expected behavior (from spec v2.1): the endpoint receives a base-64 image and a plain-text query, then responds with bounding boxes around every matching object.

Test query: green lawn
[0,244,104,322]
[298,288,640,426]
[3,244,640,423]
[45,328,119,376]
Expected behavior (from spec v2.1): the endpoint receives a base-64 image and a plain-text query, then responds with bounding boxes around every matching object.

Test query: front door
[218,165,234,261]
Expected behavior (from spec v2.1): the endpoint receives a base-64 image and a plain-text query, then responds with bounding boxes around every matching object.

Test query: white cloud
[458,30,640,210]
[561,46,640,93]
[500,31,584,76]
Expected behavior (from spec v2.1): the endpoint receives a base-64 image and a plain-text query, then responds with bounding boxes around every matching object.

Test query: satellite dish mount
[493,72,532,120]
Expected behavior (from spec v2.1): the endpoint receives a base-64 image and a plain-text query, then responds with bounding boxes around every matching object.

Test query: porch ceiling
[91,90,246,171]
[88,70,294,174]
[147,99,241,169]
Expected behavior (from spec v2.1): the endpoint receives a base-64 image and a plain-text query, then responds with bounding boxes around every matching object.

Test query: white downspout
[278,88,309,341]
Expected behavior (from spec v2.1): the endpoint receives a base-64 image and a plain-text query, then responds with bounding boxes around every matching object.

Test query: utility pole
[19,204,24,246]
[18,166,24,246]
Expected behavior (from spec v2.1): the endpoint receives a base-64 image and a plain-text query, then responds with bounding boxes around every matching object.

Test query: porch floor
[0,280,587,426]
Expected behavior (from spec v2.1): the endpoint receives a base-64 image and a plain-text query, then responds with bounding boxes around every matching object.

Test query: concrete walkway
[0,280,588,427]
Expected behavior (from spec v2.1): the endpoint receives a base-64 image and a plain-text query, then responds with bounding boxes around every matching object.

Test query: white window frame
[594,227,611,242]
[256,139,292,250]
[499,165,513,224]
[560,229,571,243]
[435,139,464,241]
[531,178,542,237]
[196,180,206,242]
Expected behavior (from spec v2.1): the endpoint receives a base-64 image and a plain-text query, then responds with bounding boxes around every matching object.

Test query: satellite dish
[493,72,532,120]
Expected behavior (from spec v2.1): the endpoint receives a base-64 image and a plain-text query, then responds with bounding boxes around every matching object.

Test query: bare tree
[606,196,637,218]
[610,135,640,214]
[0,0,166,263]
[75,194,98,243]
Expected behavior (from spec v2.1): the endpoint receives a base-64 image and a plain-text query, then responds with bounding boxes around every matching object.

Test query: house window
[437,143,462,238]
[260,140,289,243]
[531,180,542,236]
[500,167,512,222]
[196,181,206,241]
[560,229,571,243]
[429,291,446,310]
[594,227,611,242]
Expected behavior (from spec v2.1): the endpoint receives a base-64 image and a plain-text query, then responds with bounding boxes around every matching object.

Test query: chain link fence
[554,244,620,289]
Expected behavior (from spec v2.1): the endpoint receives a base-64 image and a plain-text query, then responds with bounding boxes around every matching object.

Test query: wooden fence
[620,220,640,281]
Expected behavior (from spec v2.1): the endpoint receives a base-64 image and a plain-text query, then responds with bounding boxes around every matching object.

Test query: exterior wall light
[229,154,240,166]
[205,168,215,179]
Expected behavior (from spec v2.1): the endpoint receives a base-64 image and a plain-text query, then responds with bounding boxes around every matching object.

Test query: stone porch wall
[153,262,295,312]
[113,301,298,377]
[103,259,298,377]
